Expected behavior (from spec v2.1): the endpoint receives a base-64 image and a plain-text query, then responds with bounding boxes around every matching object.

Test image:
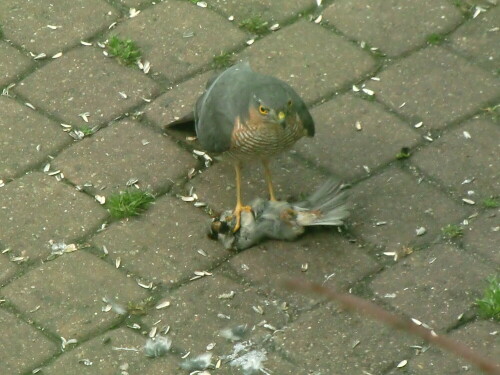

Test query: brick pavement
[0,1,499,374]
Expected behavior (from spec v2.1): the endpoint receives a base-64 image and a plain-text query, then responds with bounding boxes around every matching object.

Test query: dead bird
[209,178,349,250]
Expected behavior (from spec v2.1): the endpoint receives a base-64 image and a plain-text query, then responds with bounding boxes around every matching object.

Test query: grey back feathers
[195,62,314,153]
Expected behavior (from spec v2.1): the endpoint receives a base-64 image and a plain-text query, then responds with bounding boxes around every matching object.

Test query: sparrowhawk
[195,62,315,231]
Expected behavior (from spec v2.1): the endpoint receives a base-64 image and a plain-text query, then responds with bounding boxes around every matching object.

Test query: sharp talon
[233,218,241,232]
[232,205,252,232]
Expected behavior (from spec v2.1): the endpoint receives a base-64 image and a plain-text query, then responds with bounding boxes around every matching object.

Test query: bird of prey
[194,62,315,231]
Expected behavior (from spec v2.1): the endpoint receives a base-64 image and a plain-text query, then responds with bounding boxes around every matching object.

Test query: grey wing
[288,87,315,137]
[195,62,254,153]
[194,90,236,153]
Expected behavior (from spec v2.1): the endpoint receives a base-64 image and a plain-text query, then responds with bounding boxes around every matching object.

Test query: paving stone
[0,172,107,260]
[412,117,500,199]
[2,251,148,340]
[15,46,159,126]
[141,274,289,356]
[370,244,496,330]
[273,303,416,374]
[463,210,500,264]
[144,71,213,131]
[110,1,247,83]
[237,20,377,103]
[386,320,500,375]
[0,309,59,374]
[323,0,463,56]
[349,167,468,251]
[450,5,500,71]
[52,119,195,195]
[229,232,380,311]
[91,195,228,285]
[0,254,18,286]
[296,94,421,180]
[0,0,117,56]
[191,152,329,212]
[41,327,180,374]
[210,0,314,24]
[0,96,71,180]
[364,46,500,128]
[0,41,32,87]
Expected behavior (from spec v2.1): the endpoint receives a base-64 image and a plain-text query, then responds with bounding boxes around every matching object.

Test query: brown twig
[285,279,500,375]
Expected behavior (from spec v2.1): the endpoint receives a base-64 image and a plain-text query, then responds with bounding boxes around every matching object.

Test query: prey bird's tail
[294,178,350,226]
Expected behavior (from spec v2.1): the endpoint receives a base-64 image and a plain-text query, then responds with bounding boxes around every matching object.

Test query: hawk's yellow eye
[258,105,269,115]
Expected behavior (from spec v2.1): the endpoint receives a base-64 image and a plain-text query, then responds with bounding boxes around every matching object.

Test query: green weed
[476,276,500,320]
[426,33,445,45]
[396,147,411,160]
[107,35,142,65]
[441,224,463,239]
[483,196,500,208]
[212,52,235,69]
[105,190,154,219]
[239,15,268,35]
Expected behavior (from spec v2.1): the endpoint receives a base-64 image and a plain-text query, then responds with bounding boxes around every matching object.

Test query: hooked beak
[277,111,286,128]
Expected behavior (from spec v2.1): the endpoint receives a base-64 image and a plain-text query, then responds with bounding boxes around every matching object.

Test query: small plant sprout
[77,124,94,136]
[212,52,235,69]
[105,190,155,219]
[476,275,500,320]
[441,224,463,239]
[239,15,268,35]
[106,35,142,65]
[482,196,499,208]
[396,147,411,160]
[426,33,445,45]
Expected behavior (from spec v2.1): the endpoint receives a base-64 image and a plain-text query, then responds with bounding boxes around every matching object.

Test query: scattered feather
[230,349,268,375]
[180,353,212,371]
[144,336,172,358]
[415,227,426,236]
[220,325,248,341]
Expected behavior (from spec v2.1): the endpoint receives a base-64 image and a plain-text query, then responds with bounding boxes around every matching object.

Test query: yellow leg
[233,162,251,232]
[262,159,276,201]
